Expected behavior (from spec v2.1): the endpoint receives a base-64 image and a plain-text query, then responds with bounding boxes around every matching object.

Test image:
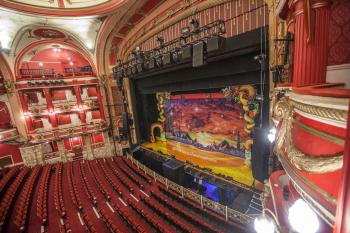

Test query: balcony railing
[19,67,93,80]
[126,154,254,225]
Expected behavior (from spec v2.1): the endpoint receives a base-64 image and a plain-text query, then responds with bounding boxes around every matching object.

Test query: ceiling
[0,9,103,51]
[0,0,129,17]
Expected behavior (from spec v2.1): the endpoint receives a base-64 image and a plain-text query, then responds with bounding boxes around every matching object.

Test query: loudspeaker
[251,127,270,183]
[162,159,185,185]
[207,36,225,53]
[193,41,206,67]
[181,45,192,60]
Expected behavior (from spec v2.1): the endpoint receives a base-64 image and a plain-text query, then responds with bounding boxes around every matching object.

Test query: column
[57,140,67,162]
[43,89,58,128]
[96,87,106,120]
[74,87,86,124]
[18,92,33,132]
[291,0,332,87]
[103,131,113,156]
[84,134,94,160]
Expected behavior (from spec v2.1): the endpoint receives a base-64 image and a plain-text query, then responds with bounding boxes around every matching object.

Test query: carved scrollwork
[274,98,343,173]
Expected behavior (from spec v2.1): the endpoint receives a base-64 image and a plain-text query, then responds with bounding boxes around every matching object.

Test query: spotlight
[268,133,275,143]
[181,26,190,36]
[288,199,319,233]
[69,62,74,66]
[254,216,275,233]
[156,36,165,47]
[189,19,200,33]
[39,62,43,67]
[53,48,58,52]
[268,127,277,143]
[269,127,277,135]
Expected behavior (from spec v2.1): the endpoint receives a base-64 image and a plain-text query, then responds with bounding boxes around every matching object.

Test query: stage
[142,139,258,187]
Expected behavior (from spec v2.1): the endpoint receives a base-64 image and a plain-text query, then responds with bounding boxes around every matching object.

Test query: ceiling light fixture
[288,199,320,233]
[254,216,275,233]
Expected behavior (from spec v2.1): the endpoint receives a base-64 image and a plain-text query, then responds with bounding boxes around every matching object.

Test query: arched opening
[19,47,93,79]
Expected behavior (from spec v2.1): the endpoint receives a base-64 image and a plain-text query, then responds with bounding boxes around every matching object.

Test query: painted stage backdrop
[163,85,259,160]
[164,93,249,157]
[146,85,260,186]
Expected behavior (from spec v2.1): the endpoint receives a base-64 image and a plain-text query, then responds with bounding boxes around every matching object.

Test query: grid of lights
[113,19,226,79]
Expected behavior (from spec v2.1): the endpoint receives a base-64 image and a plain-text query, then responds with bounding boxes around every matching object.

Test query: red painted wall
[52,90,67,101]
[0,144,22,164]
[21,48,90,74]
[87,87,97,97]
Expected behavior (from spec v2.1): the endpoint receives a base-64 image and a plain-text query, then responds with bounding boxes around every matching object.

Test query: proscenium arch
[14,40,97,79]
[0,53,14,81]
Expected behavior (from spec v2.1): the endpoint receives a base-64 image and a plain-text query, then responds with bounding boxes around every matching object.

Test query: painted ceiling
[0,0,128,16]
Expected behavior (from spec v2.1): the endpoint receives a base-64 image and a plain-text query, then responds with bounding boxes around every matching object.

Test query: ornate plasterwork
[292,100,348,123]
[274,99,343,174]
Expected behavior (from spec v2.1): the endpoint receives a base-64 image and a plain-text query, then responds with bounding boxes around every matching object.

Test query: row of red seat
[37,164,52,226]
[82,214,98,233]
[127,198,173,233]
[53,163,66,218]
[111,158,144,189]
[120,157,152,184]
[158,185,242,230]
[151,190,223,233]
[87,161,113,201]
[106,160,135,192]
[67,162,83,211]
[14,165,41,231]
[109,199,149,233]
[78,161,98,206]
[141,195,200,233]
[99,209,122,233]
[0,167,30,232]
[96,160,125,196]
[0,167,19,197]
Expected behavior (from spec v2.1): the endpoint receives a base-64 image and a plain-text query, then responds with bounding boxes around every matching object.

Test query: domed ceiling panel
[0,0,128,16]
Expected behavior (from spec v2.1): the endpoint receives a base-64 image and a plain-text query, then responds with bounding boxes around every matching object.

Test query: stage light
[189,19,200,33]
[288,199,319,233]
[181,26,190,36]
[269,127,276,135]
[69,62,74,66]
[53,48,58,52]
[57,48,61,52]
[156,36,165,47]
[39,62,43,67]
[267,133,275,143]
[268,127,277,143]
[254,216,275,233]
[67,57,71,61]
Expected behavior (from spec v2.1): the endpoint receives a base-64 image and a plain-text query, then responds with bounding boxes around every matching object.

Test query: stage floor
[142,140,257,187]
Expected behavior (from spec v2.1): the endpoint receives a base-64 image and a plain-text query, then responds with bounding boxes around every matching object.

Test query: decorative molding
[274,99,343,174]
